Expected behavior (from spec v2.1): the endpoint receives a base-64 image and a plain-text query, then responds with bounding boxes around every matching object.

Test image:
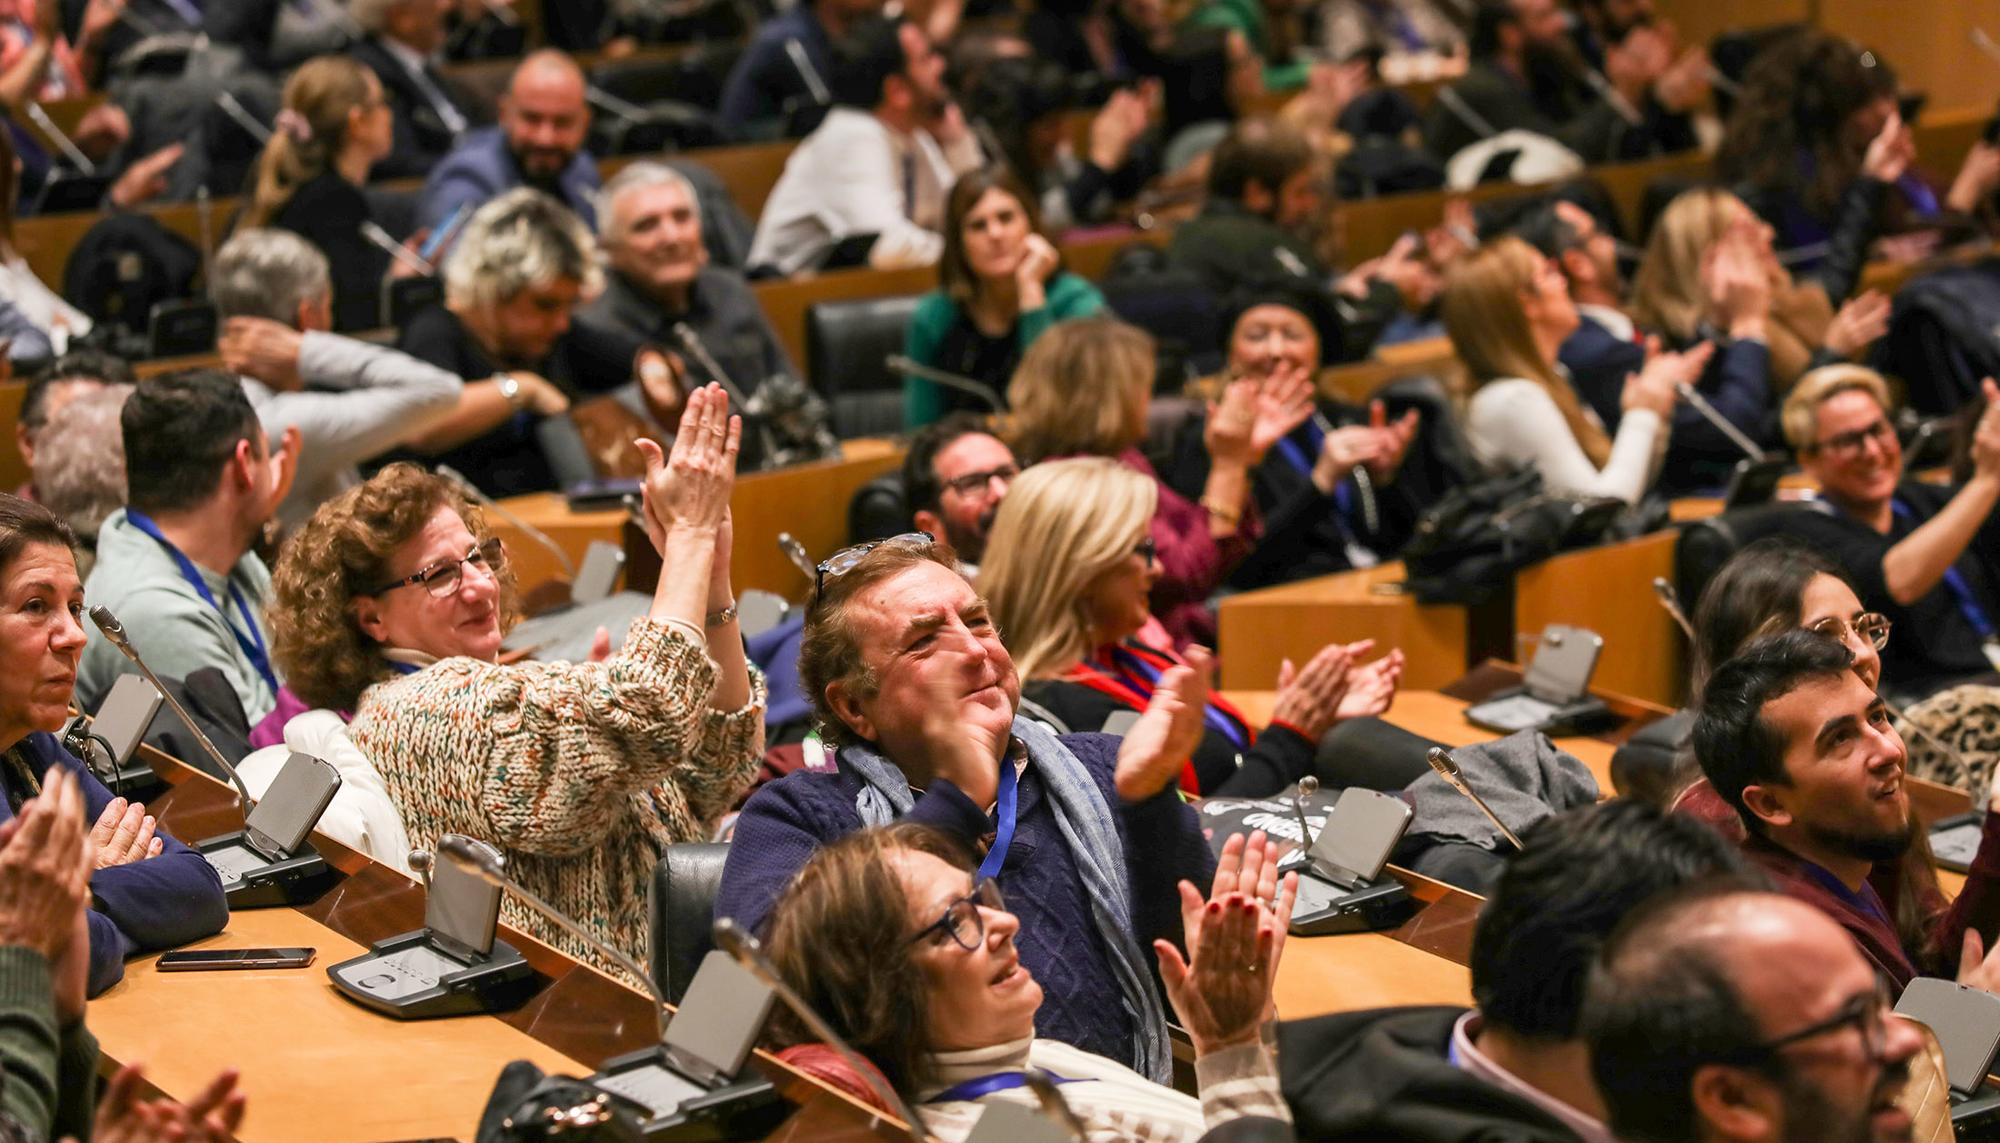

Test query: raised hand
[1156,829,1295,1053]
[85,1063,246,1143]
[636,383,741,548]
[1825,290,1891,360]
[218,317,305,391]
[0,768,93,1022]
[1270,643,1353,740]
[1115,646,1212,803]
[1334,645,1403,721]
[1969,378,2000,483]
[1365,399,1420,481]
[1862,111,1916,184]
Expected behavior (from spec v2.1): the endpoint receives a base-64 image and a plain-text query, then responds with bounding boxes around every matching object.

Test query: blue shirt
[415,126,602,234]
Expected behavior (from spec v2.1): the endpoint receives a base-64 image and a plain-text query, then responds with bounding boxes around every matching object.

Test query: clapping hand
[1156,829,1296,1054]
[1334,642,1403,720]
[1270,644,1352,740]
[1825,290,1891,361]
[90,796,163,867]
[1365,399,1420,481]
[79,1063,246,1143]
[0,767,93,1026]
[1862,111,1916,184]
[1114,646,1211,803]
[633,384,740,556]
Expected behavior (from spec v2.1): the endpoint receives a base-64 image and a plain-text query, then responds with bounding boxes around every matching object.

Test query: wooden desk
[1514,529,1684,709]
[1215,562,1489,694]
[493,437,906,599]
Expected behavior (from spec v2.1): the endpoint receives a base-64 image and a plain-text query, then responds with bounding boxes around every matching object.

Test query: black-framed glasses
[373,538,504,598]
[907,877,1006,952]
[1810,417,1895,459]
[943,464,1020,497]
[1134,537,1157,569]
[812,531,934,602]
[1721,986,1892,1065]
[1810,612,1893,652]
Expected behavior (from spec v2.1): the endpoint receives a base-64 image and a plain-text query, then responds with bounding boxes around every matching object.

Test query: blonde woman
[238,56,405,333]
[1630,187,1889,391]
[1444,237,1708,506]
[982,457,1401,796]
[1006,316,1308,647]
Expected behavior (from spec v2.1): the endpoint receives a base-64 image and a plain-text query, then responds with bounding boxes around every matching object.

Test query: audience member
[1422,0,1700,165]
[764,823,1293,1139]
[1184,0,1312,91]
[1008,317,1292,647]
[716,534,1214,1080]
[416,50,599,233]
[1173,294,1424,589]
[236,57,404,335]
[747,13,983,275]
[0,127,87,348]
[1318,0,1463,67]
[1691,629,2000,991]
[1283,799,1748,1140]
[397,189,645,498]
[0,0,107,104]
[1584,886,1923,1143]
[1444,236,1709,504]
[13,351,128,494]
[717,0,881,135]
[957,56,1159,232]
[209,228,465,530]
[0,494,227,996]
[579,162,795,402]
[1779,366,2000,698]
[351,0,482,180]
[983,457,1402,794]
[903,167,1105,427]
[268,389,764,979]
[29,384,128,579]
[78,371,293,724]
[901,414,1017,571]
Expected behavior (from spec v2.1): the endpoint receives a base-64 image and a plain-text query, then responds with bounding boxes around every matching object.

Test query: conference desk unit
[125,749,911,1143]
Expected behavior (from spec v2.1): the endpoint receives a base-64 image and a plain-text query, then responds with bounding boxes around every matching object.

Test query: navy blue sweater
[715,732,1215,1069]
[2,733,228,995]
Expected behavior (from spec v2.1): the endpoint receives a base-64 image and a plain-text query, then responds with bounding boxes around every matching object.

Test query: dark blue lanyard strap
[1273,420,1357,530]
[1106,645,1250,751]
[1890,499,1999,640]
[977,760,1018,882]
[123,511,279,695]
[926,1070,1084,1104]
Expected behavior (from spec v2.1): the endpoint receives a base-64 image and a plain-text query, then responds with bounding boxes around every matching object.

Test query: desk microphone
[1975,27,2000,65]
[1651,577,1696,642]
[783,37,831,106]
[1289,775,1319,849]
[359,221,434,277]
[1425,747,1524,850]
[213,91,273,145]
[89,605,256,812]
[436,464,578,579]
[1575,65,1644,127]
[1434,85,1498,141]
[885,356,1005,414]
[1673,380,1770,463]
[778,533,816,583]
[671,324,752,410]
[27,103,95,174]
[712,916,938,1143]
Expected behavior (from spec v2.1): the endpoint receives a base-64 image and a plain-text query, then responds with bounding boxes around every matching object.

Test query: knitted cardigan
[350,618,766,980]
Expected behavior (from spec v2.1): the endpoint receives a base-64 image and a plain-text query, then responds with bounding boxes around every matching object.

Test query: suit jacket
[354,35,482,182]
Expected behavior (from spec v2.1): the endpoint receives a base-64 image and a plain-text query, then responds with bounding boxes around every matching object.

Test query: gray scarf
[840,715,1174,1084]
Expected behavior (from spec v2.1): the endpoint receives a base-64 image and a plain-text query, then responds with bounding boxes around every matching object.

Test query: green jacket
[902,271,1107,428]
[1183,0,1310,91]
[0,946,98,1141]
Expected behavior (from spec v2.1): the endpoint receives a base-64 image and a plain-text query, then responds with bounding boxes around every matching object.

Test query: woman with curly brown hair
[267,385,764,979]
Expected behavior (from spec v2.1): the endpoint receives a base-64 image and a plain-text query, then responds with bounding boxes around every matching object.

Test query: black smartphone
[157,947,316,971]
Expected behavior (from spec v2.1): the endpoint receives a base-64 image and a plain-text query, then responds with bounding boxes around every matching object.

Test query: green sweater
[1184,0,1310,91]
[0,946,97,1141]
[902,272,1106,429]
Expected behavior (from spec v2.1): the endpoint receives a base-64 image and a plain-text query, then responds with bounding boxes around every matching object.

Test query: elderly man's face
[502,64,590,184]
[608,181,706,299]
[828,561,1020,758]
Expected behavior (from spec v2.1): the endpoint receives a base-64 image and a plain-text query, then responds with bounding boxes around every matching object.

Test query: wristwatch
[495,373,524,409]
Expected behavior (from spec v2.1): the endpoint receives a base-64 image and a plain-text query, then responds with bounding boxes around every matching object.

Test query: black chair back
[1673,501,1835,618]
[805,294,922,438]
[648,842,731,1005]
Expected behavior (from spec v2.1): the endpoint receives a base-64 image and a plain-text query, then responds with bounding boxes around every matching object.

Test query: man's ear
[1691,1064,1782,1142]
[15,424,34,471]
[1559,247,1594,287]
[826,680,877,744]
[913,508,945,541]
[1740,782,1794,832]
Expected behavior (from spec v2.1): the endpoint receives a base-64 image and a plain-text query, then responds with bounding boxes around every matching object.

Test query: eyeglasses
[1809,612,1893,651]
[373,538,504,598]
[1134,537,1157,569]
[907,877,1006,952]
[943,464,1020,497]
[1810,417,1895,460]
[812,531,935,602]
[1723,986,1893,1065]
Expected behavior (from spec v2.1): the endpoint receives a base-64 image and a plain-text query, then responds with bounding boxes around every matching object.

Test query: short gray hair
[210,228,333,324]
[34,384,133,566]
[443,188,603,310]
[598,161,700,247]
[350,0,405,34]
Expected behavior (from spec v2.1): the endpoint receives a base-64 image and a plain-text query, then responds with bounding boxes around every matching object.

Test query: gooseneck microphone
[1425,747,1524,850]
[437,835,668,1043]
[435,464,578,579]
[711,917,937,1143]
[360,221,435,277]
[885,355,1005,414]
[1651,577,1697,642]
[89,605,257,813]
[1673,380,1769,463]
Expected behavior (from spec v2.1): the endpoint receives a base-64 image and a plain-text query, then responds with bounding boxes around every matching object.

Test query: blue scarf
[840,716,1173,1084]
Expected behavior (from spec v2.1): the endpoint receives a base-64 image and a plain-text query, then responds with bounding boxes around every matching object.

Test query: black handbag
[475,1061,644,1142]
[1399,468,1624,604]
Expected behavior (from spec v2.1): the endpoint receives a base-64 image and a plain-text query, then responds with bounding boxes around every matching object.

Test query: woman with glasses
[236,56,409,334]
[981,458,1402,796]
[763,822,1295,1141]
[268,386,764,981]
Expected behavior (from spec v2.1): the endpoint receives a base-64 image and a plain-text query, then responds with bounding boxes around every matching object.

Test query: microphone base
[195,832,340,908]
[589,1045,785,1141]
[328,929,538,1019]
[1285,875,1413,936]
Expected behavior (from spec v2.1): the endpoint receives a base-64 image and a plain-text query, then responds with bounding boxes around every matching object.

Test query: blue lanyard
[1105,645,1250,751]
[123,511,279,696]
[1890,499,1999,640]
[386,661,420,676]
[926,1070,1083,1104]
[977,760,1018,882]
[1273,420,1357,529]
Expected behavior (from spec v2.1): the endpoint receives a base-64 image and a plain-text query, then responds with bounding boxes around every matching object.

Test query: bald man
[416,50,600,232]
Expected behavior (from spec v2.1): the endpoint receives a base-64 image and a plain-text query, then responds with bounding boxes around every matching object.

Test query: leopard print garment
[1896,684,2000,796]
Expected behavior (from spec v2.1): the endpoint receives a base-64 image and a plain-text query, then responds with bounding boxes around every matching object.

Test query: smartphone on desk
[157,948,316,971]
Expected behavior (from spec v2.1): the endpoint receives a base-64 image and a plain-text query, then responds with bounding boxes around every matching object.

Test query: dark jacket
[2,733,228,997]
[714,730,1214,1071]
[272,171,389,333]
[1421,58,1696,166]
[353,34,483,182]
[1280,1006,1587,1142]
[416,126,601,234]
[717,5,834,136]
[575,267,796,394]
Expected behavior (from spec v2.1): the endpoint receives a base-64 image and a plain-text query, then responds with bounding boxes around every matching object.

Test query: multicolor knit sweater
[351,618,766,980]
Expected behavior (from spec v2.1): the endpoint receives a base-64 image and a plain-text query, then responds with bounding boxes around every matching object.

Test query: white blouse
[1465,376,1665,505]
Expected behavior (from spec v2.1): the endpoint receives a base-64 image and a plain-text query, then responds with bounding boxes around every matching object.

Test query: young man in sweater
[716,536,1215,1082]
